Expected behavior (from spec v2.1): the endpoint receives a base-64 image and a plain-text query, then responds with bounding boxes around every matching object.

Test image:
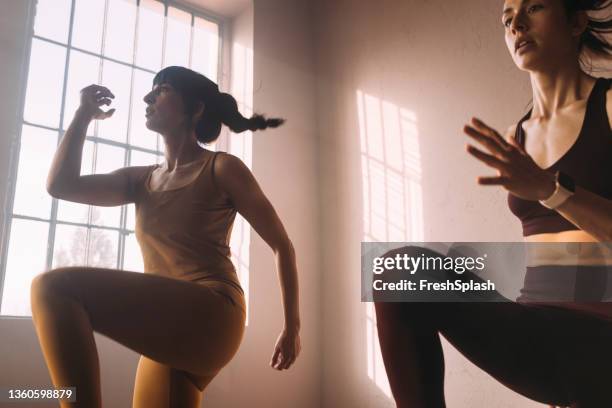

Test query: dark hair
[562,0,612,70]
[152,66,285,144]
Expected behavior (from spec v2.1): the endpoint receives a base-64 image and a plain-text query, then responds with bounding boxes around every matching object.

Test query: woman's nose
[511,13,527,33]
[143,92,154,104]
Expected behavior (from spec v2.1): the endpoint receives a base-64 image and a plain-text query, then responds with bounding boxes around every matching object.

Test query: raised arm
[46,84,143,206]
[214,152,301,370]
[466,118,612,241]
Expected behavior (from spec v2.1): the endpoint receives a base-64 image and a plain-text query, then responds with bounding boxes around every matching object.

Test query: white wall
[314,1,543,407]
[207,0,321,406]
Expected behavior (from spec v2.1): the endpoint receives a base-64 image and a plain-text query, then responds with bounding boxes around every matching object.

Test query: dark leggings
[374,247,612,408]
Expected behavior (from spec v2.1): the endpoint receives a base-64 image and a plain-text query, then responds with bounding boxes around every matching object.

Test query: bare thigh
[132,355,215,408]
[32,267,246,378]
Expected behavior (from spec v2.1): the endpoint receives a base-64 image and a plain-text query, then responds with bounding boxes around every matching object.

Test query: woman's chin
[514,56,545,73]
[144,119,158,132]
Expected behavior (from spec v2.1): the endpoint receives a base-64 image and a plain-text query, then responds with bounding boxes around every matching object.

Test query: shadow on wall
[356,89,424,402]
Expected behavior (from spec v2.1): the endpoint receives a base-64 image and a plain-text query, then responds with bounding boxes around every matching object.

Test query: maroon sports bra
[507,77,612,236]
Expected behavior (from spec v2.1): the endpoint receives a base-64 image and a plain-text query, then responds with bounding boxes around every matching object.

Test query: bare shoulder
[213,152,256,194]
[214,152,251,178]
[119,164,154,182]
[109,165,156,194]
[213,152,265,209]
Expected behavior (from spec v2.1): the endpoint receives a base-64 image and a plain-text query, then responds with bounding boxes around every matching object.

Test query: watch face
[557,171,575,193]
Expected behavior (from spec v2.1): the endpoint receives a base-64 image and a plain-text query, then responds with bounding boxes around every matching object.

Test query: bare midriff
[524,230,612,320]
[524,230,612,265]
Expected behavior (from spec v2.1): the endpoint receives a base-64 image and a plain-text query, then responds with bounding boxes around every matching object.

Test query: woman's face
[142,82,189,135]
[502,0,581,72]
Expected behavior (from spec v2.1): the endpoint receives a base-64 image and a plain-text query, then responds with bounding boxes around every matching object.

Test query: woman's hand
[78,84,116,120]
[464,117,556,201]
[270,328,301,370]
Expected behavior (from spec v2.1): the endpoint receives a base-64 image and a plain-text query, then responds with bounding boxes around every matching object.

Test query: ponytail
[152,66,285,145]
[215,93,285,133]
[563,0,612,71]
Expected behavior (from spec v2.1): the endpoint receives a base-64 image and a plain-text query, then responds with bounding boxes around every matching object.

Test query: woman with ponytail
[33,66,300,407]
[375,1,612,407]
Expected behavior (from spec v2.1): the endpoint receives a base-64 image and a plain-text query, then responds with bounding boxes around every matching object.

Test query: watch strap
[539,171,575,210]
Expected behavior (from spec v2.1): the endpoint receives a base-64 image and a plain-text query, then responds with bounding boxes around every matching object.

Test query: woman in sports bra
[31,66,300,407]
[375,1,612,407]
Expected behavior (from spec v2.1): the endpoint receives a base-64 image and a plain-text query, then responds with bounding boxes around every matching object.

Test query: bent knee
[30,268,79,300]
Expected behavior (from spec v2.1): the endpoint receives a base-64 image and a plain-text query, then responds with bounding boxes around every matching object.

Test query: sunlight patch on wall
[357,89,424,398]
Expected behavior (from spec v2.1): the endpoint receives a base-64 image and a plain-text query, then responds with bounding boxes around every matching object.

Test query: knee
[30,268,77,301]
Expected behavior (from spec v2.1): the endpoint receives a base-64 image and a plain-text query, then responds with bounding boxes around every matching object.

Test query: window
[0,0,227,316]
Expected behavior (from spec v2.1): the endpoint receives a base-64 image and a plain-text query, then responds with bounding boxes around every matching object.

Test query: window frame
[0,0,228,317]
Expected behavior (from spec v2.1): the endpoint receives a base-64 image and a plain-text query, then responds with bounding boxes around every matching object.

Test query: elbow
[46,177,66,199]
[274,238,295,257]
[46,179,58,198]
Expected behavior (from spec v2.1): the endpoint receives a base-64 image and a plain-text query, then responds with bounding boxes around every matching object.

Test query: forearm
[274,240,300,332]
[555,186,612,242]
[46,109,92,193]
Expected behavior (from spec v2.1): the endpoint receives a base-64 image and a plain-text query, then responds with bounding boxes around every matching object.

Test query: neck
[160,127,204,171]
[529,60,594,119]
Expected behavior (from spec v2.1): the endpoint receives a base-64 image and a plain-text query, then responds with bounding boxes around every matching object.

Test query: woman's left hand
[464,117,556,201]
[270,328,301,370]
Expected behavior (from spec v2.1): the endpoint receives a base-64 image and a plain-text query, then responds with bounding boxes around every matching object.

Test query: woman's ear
[192,101,205,124]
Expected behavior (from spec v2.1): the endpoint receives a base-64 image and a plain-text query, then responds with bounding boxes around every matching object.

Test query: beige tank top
[132,151,244,304]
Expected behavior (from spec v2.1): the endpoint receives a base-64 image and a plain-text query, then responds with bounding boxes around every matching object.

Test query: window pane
[88,228,118,268]
[123,232,143,272]
[52,224,87,268]
[56,141,94,224]
[99,61,131,143]
[13,125,57,219]
[135,0,164,70]
[23,39,66,128]
[104,0,137,63]
[72,0,105,54]
[34,0,71,44]
[164,7,191,68]
[57,201,88,225]
[64,50,101,134]
[192,17,219,80]
[129,69,157,149]
[91,204,121,228]
[130,149,158,166]
[96,143,125,173]
[231,42,253,115]
[1,219,49,316]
